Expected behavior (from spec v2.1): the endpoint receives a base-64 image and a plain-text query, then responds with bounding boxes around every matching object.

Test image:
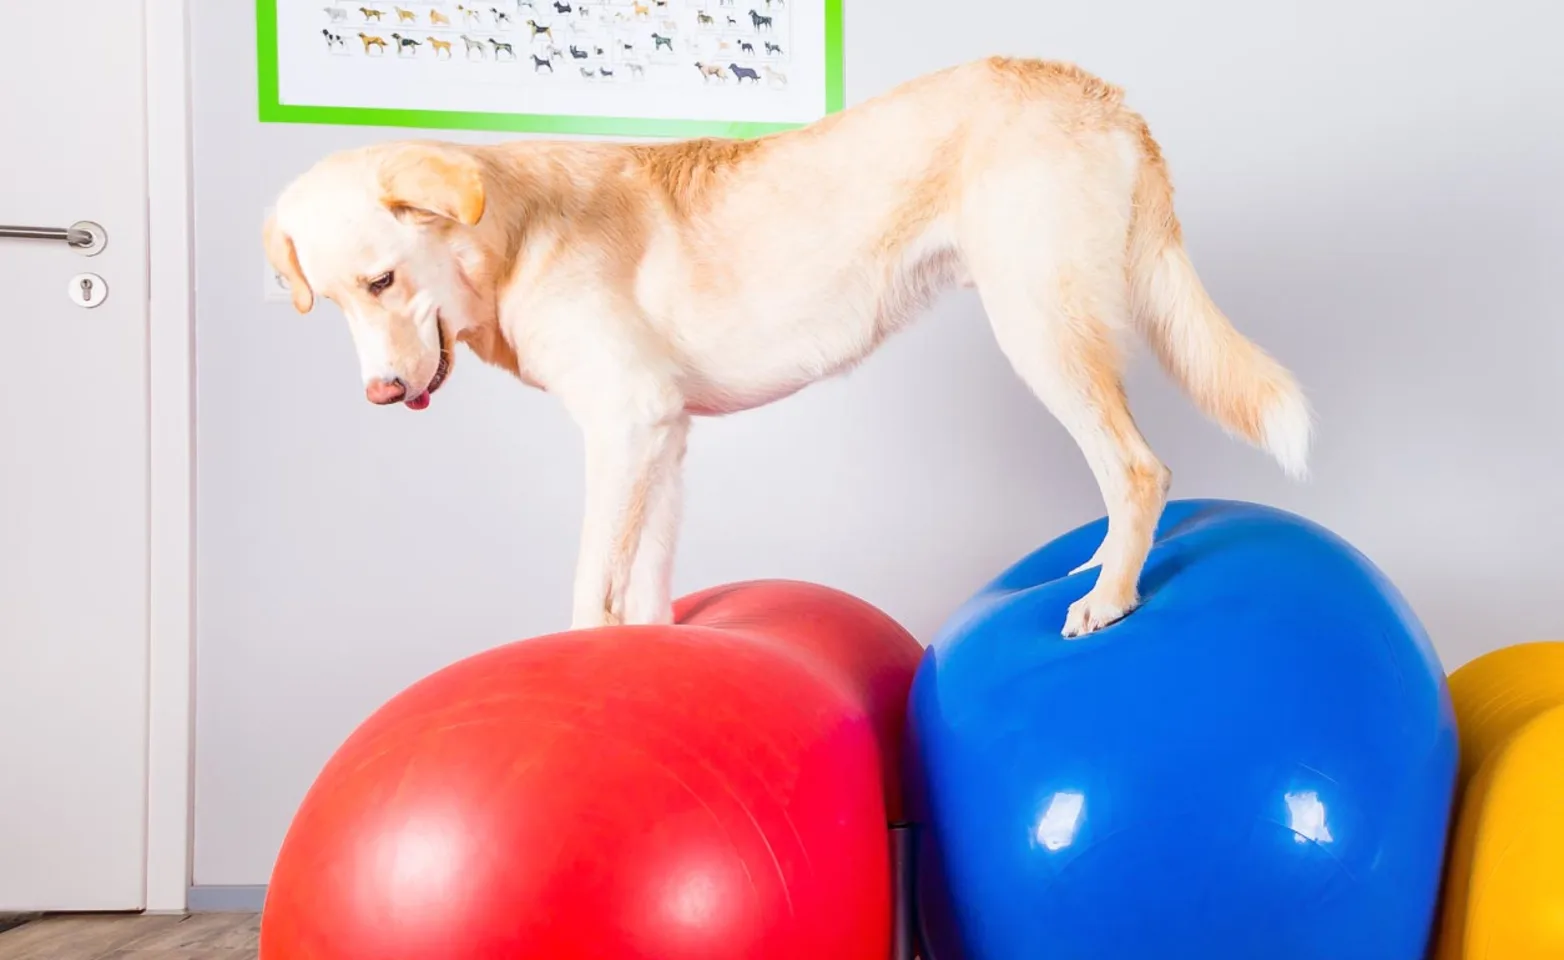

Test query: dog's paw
[622,592,675,627]
[1062,588,1136,638]
[570,601,619,631]
[622,604,674,627]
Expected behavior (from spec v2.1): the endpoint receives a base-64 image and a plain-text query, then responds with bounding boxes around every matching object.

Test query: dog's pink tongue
[405,392,431,411]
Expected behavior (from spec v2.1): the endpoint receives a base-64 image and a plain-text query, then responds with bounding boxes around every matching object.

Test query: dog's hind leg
[961,170,1170,638]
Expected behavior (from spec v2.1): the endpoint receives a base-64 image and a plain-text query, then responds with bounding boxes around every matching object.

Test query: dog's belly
[667,238,965,417]
[682,378,810,417]
[672,305,871,415]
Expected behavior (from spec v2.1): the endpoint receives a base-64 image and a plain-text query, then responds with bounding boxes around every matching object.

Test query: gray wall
[192,1,1564,884]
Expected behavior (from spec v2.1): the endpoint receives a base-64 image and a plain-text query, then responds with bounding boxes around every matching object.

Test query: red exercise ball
[260,581,922,960]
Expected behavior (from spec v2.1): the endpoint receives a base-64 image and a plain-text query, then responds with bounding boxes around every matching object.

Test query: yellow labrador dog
[264,57,1310,636]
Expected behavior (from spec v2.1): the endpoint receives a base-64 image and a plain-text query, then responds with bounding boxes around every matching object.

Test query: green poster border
[257,0,844,139]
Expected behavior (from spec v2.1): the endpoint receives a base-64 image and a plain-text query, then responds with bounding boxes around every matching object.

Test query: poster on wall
[257,0,844,139]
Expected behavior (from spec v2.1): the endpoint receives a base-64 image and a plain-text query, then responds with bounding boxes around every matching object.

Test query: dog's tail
[1123,116,1312,479]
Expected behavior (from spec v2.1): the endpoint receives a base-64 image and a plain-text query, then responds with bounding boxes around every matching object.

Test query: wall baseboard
[0,914,42,935]
[186,885,267,912]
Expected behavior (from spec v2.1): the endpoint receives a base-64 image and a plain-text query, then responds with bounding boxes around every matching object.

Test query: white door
[0,0,150,911]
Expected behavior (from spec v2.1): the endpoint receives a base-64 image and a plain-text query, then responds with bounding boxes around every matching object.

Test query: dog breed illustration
[599,65,614,77]
[459,33,486,56]
[457,4,482,24]
[569,44,589,58]
[530,52,553,70]
[542,44,565,59]
[525,19,553,40]
[632,1,650,18]
[553,1,572,12]
[324,6,349,22]
[696,11,714,25]
[357,31,387,51]
[738,40,754,54]
[749,9,772,30]
[729,63,759,83]
[429,8,450,25]
[490,36,516,57]
[264,58,1312,636]
[764,40,782,55]
[359,6,384,21]
[579,66,596,78]
[651,32,673,51]
[389,33,421,54]
[322,28,346,49]
[727,15,739,26]
[626,61,645,77]
[762,64,786,86]
[394,6,418,22]
[491,8,513,26]
[427,36,453,57]
[694,60,727,82]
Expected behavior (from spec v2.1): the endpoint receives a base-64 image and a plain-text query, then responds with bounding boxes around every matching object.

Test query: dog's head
[265,142,488,410]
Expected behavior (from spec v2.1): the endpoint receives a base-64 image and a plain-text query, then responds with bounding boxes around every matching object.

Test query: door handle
[0,220,106,256]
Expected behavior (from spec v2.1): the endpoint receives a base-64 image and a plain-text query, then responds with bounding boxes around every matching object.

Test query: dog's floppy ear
[376,143,486,226]
[263,215,314,314]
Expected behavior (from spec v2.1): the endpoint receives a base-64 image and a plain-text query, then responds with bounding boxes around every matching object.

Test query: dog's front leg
[622,415,689,625]
[570,410,687,630]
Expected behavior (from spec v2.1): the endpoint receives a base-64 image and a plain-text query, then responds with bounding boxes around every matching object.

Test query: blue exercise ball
[907,499,1457,960]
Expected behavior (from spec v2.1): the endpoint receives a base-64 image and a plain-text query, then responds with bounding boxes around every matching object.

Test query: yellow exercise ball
[1446,641,1564,790]
[1437,641,1564,960]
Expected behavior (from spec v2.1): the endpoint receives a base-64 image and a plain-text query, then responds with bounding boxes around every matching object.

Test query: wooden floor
[0,913,258,959]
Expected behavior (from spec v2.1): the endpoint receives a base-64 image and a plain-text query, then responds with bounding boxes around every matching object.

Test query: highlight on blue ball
[907,499,1457,960]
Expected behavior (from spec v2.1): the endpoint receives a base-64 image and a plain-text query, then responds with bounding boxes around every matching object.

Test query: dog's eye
[367,271,395,296]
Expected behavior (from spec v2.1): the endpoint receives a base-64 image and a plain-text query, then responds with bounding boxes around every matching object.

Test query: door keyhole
[68,272,107,308]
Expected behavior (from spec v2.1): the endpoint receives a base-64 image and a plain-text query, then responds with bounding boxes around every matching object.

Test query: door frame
[145,0,196,914]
